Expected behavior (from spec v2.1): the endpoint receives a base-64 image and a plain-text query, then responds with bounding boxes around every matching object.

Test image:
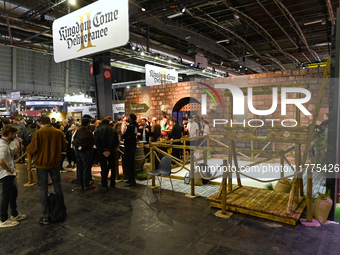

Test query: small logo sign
[103,69,112,80]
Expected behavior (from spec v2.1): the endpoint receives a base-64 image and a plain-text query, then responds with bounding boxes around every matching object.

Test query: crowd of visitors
[0,113,209,227]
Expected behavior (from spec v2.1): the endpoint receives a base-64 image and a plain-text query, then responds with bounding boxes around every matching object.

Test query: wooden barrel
[135,145,145,171]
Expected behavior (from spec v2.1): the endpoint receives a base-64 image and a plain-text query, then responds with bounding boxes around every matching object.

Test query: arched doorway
[172,97,201,123]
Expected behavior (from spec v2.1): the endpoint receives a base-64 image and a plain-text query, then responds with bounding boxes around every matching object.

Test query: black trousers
[172,142,181,161]
[66,150,76,166]
[98,152,116,188]
[0,176,18,222]
[124,148,136,184]
[76,151,92,187]
[60,153,66,169]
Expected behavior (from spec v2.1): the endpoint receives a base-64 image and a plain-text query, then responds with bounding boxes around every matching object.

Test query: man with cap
[122,113,138,187]
[73,118,95,190]
[94,118,119,191]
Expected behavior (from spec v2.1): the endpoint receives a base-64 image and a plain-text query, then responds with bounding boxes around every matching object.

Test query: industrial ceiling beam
[326,0,336,25]
[20,0,67,21]
[272,0,320,62]
[220,0,297,67]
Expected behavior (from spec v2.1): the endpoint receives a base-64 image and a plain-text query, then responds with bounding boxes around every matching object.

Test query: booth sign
[52,0,129,63]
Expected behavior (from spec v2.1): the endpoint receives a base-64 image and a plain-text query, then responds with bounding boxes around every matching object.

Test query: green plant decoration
[264,183,274,190]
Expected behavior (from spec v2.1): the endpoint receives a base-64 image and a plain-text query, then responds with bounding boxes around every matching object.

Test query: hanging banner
[145,64,178,86]
[53,0,129,63]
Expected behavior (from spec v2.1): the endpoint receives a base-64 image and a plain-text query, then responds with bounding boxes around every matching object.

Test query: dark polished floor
[2,164,340,255]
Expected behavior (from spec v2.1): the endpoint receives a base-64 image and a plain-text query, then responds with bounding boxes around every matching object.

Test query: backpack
[48,193,67,223]
[72,137,85,151]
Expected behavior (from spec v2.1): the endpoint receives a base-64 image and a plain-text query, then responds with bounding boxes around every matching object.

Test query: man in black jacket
[94,118,119,190]
[169,119,182,160]
[74,118,95,190]
[122,113,138,187]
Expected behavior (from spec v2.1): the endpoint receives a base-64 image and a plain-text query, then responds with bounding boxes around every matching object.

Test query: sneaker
[60,168,67,173]
[0,219,20,228]
[39,217,50,225]
[10,214,27,221]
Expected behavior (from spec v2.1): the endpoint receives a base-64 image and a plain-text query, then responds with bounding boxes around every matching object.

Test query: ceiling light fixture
[68,0,76,5]
[304,19,323,26]
[182,8,186,13]
[216,39,229,44]
[167,12,183,19]
[141,7,146,12]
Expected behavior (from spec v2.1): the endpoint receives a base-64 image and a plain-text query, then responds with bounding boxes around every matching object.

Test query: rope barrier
[135,151,151,161]
[15,151,27,163]
[154,151,162,163]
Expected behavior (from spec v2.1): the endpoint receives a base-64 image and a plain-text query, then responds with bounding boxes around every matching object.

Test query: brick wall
[124,67,328,153]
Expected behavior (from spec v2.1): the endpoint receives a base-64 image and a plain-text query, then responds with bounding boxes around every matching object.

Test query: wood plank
[229,187,260,207]
[225,205,298,225]
[260,192,286,213]
[247,189,273,210]
[266,193,289,215]
[290,197,307,220]
[252,190,278,212]
[277,196,304,217]
[266,195,289,215]
[226,187,255,204]
[235,189,268,209]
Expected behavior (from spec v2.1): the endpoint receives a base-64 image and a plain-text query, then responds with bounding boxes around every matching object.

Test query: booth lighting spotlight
[132,46,136,51]
[190,63,194,67]
[127,86,130,89]
[182,8,186,13]
[141,51,145,56]
[137,84,141,88]
[141,7,146,12]
[301,63,306,69]
[69,0,76,5]
[168,59,171,63]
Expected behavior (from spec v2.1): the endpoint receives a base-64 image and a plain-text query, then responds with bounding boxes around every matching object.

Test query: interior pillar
[93,54,113,119]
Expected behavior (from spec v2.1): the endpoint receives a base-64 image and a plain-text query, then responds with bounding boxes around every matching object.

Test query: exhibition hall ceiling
[0,0,337,75]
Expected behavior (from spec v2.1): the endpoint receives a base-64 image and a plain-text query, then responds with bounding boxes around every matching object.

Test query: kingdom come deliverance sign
[53,0,129,63]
